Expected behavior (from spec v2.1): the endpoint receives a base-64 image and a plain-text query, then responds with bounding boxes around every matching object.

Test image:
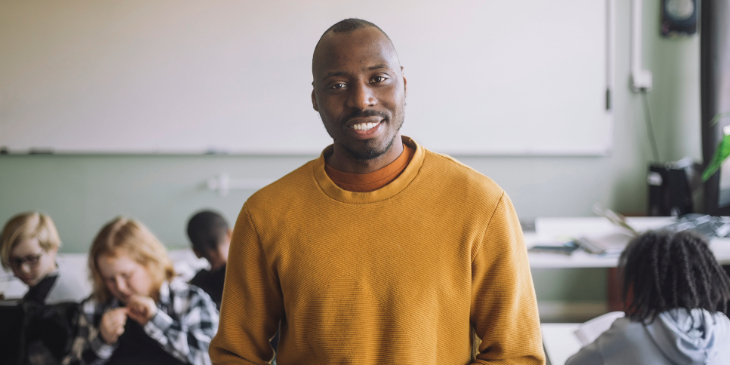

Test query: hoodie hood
[643,308,730,364]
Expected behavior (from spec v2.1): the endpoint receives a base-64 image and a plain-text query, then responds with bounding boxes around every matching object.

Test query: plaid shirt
[62,278,219,365]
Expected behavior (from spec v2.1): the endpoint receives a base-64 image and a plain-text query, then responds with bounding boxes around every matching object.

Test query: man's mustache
[342,109,389,125]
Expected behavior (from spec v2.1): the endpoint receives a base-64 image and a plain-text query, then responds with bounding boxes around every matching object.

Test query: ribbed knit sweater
[210,137,544,365]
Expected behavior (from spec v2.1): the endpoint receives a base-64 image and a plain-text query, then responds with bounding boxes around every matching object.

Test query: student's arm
[470,193,546,365]
[62,299,119,365]
[142,287,219,365]
[210,204,285,364]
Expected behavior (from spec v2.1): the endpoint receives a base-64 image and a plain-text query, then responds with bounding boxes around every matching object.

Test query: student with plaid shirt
[63,217,218,365]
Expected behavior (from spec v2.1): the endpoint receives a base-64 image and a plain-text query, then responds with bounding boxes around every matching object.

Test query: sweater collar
[313,136,425,204]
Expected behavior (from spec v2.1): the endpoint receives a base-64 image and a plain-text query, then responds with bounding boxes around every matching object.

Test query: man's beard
[343,134,397,161]
[339,108,404,161]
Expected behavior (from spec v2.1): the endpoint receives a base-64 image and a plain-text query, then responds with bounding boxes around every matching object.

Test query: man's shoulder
[244,158,319,209]
[422,148,504,198]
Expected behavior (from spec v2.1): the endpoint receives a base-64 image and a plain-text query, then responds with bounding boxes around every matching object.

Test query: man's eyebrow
[320,64,391,82]
[366,64,389,71]
[321,71,348,81]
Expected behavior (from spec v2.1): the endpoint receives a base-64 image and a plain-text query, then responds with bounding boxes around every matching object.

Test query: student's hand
[126,295,158,325]
[100,307,128,344]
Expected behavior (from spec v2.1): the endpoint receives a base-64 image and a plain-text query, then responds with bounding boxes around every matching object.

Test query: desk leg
[607,267,623,312]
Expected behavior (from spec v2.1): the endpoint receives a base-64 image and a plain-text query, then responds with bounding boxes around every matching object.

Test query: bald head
[312,19,400,80]
[309,19,407,172]
[323,18,386,36]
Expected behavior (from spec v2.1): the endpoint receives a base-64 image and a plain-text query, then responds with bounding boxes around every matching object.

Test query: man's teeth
[351,122,379,131]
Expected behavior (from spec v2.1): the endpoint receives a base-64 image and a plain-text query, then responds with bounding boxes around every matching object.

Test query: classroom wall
[0,1,700,310]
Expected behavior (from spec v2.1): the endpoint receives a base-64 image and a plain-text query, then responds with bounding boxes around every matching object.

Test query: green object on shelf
[702,112,730,182]
[711,112,730,126]
[703,133,730,182]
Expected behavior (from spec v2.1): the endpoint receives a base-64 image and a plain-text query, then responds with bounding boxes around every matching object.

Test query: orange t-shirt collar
[325,144,415,192]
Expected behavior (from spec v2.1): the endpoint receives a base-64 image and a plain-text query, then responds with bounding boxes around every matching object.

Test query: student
[566,230,730,365]
[186,210,281,356]
[0,212,87,304]
[186,210,230,309]
[64,217,218,365]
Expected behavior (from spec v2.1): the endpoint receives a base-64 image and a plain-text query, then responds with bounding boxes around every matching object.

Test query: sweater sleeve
[470,192,545,365]
[62,299,117,365]
[210,205,284,365]
[142,287,219,365]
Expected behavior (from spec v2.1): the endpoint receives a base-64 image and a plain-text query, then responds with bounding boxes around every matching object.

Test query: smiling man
[210,19,544,365]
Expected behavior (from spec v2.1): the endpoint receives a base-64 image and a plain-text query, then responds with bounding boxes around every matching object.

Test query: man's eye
[330,83,346,89]
[372,76,388,83]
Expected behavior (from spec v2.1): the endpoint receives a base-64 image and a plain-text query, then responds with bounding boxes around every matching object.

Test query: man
[186,210,231,309]
[211,19,544,364]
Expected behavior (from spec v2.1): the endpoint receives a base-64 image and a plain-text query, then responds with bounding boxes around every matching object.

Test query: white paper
[574,311,626,346]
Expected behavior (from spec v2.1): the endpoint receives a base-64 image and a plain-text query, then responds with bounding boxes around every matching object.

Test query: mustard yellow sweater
[210,137,544,365]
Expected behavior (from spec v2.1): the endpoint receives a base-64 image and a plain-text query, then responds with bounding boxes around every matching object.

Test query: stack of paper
[576,229,636,255]
[574,311,626,346]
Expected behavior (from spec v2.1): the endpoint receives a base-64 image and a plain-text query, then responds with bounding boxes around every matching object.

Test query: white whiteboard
[0,0,612,155]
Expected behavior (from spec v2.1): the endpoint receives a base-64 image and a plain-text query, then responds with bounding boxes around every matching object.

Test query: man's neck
[327,135,404,174]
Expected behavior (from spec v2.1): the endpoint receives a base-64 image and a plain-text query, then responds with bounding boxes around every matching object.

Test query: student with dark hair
[188,210,281,358]
[186,210,230,309]
[567,230,730,365]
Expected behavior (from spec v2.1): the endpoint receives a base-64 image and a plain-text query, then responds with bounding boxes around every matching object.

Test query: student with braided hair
[567,230,730,365]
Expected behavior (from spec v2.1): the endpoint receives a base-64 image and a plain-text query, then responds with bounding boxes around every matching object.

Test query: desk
[526,217,730,314]
[541,323,582,365]
[526,217,730,268]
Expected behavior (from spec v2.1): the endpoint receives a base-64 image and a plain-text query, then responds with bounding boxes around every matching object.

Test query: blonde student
[1,212,87,304]
[63,217,218,365]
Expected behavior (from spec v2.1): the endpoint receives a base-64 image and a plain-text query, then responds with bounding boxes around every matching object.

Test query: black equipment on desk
[0,304,23,364]
[647,161,699,217]
[0,301,80,365]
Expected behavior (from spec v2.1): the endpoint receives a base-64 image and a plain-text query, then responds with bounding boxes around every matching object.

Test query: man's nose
[347,81,376,110]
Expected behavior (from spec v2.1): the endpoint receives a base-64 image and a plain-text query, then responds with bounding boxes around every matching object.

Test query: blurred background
[0,0,702,321]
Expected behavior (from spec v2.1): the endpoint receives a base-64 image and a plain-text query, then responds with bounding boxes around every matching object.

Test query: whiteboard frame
[0,0,616,157]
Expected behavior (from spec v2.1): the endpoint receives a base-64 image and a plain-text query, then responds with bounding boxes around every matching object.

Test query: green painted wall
[0,0,701,304]
[0,154,312,251]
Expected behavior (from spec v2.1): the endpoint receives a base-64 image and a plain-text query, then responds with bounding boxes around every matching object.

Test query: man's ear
[311,88,319,112]
[193,248,202,259]
[401,67,407,97]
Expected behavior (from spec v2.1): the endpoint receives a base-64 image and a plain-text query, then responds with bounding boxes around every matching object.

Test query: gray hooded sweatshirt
[566,309,730,365]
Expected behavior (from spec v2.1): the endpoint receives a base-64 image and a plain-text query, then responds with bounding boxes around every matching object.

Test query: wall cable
[640,90,660,163]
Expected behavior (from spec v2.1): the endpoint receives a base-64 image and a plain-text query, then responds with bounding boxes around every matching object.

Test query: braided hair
[620,230,730,322]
